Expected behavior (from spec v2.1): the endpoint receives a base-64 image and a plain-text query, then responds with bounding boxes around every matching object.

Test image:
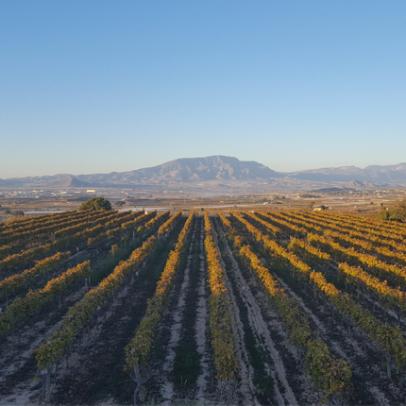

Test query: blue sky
[1,1,405,177]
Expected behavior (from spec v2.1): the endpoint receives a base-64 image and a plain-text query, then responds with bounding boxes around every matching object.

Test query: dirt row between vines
[235,215,404,404]
[50,229,182,405]
[216,219,316,406]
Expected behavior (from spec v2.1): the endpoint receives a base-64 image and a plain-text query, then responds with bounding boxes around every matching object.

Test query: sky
[1,1,405,178]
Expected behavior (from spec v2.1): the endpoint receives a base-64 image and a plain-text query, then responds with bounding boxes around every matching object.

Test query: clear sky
[1,1,405,178]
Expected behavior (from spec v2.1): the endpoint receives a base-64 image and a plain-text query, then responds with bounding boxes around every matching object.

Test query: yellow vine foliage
[288,237,331,261]
[339,262,406,310]
[232,211,406,370]
[35,212,177,370]
[0,251,70,301]
[234,213,311,274]
[125,214,194,370]
[204,213,238,382]
[307,232,406,283]
[0,260,91,337]
[219,216,351,397]
[283,211,406,262]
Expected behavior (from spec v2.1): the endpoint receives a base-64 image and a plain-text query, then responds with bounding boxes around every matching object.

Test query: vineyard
[0,208,406,405]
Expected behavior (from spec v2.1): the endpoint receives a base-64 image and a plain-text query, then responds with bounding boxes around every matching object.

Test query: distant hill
[292,163,406,185]
[0,174,90,188]
[1,156,406,192]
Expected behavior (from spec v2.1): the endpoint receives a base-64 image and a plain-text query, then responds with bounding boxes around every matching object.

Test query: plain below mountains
[1,156,406,193]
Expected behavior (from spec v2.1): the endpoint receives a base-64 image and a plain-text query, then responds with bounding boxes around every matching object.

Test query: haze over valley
[2,156,406,196]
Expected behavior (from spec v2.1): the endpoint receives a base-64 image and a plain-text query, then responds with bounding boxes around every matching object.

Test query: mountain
[78,155,280,185]
[0,174,90,188]
[292,163,406,185]
[1,157,406,193]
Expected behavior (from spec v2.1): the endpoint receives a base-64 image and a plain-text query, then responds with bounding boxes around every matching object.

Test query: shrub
[80,197,112,211]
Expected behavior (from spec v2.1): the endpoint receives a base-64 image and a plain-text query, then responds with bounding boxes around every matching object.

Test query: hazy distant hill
[1,156,406,191]
[292,163,406,184]
[0,174,90,188]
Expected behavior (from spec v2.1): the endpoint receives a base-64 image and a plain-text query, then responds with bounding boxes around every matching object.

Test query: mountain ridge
[1,156,406,190]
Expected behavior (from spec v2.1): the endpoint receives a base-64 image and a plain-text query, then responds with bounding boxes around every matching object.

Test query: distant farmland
[0,208,405,405]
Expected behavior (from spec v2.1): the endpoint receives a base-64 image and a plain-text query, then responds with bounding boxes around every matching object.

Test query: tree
[79,197,112,211]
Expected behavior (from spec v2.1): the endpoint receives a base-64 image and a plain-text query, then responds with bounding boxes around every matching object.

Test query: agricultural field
[0,208,405,405]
